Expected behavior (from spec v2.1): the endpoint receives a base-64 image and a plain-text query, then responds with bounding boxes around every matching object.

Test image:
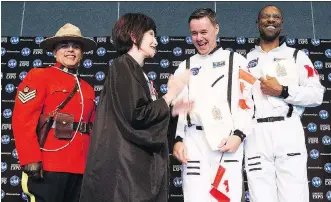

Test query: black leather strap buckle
[79,123,87,133]
[73,122,91,134]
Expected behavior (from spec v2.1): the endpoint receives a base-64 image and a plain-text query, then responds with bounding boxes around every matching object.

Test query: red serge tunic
[12,62,95,174]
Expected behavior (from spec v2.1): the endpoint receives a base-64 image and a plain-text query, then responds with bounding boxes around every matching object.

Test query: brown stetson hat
[39,23,96,52]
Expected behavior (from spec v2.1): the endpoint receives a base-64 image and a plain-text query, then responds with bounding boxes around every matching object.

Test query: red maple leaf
[304,65,316,77]
[210,187,230,202]
[239,99,250,110]
[224,180,229,193]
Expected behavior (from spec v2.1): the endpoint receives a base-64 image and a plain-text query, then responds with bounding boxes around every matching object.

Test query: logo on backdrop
[33,59,42,67]
[160,59,169,68]
[1,162,7,172]
[1,47,5,56]
[173,177,183,187]
[319,110,329,119]
[2,109,12,119]
[173,47,182,56]
[108,59,113,66]
[314,61,323,70]
[286,38,295,45]
[311,39,320,46]
[10,176,19,186]
[97,47,106,56]
[83,59,93,68]
[322,136,331,145]
[160,36,169,44]
[12,149,18,159]
[312,177,322,187]
[186,36,192,44]
[325,163,331,173]
[326,191,331,200]
[22,192,28,200]
[325,49,331,58]
[5,84,15,93]
[35,37,44,44]
[21,47,31,56]
[46,51,53,56]
[160,84,168,94]
[1,135,10,145]
[94,96,100,105]
[7,59,17,68]
[148,71,157,81]
[19,71,27,80]
[236,37,246,44]
[302,49,309,56]
[307,123,317,132]
[95,71,105,81]
[10,37,19,44]
[310,149,319,159]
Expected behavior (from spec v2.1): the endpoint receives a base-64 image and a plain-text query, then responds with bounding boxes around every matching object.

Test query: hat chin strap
[54,62,79,75]
[62,65,79,74]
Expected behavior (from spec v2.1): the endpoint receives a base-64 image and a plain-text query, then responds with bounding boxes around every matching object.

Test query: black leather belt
[257,116,284,123]
[187,125,204,130]
[196,126,203,130]
[51,121,92,134]
[73,122,92,134]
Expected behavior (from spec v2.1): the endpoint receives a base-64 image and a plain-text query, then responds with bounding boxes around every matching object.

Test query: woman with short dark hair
[80,13,191,202]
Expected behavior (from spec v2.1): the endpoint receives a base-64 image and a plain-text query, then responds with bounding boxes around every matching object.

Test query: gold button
[62,121,66,125]
[63,90,67,93]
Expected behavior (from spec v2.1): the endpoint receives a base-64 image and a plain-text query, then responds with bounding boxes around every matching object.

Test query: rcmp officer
[244,5,325,202]
[12,23,96,202]
[172,8,256,202]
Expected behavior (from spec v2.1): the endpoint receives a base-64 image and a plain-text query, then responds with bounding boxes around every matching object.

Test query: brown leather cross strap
[37,81,79,148]
[56,82,79,110]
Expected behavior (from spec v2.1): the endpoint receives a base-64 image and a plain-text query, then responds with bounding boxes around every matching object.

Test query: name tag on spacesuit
[264,58,298,86]
[196,99,234,151]
[263,58,298,107]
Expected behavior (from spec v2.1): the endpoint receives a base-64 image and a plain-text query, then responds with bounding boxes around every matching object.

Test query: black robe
[80,54,170,202]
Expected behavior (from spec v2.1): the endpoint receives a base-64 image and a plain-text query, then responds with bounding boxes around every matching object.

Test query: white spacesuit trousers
[182,127,244,202]
[244,116,309,202]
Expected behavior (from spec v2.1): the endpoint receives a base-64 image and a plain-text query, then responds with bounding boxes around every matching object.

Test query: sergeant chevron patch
[18,87,37,103]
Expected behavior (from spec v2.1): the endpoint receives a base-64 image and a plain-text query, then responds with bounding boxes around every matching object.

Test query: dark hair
[257,5,283,21]
[188,8,217,26]
[112,13,157,55]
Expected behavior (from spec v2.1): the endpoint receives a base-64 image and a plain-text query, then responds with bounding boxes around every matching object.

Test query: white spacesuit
[245,42,325,202]
[174,47,256,202]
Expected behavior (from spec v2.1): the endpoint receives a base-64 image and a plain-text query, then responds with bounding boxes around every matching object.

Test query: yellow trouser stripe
[21,172,36,202]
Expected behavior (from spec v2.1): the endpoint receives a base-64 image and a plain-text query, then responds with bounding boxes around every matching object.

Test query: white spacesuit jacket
[174,47,256,202]
[244,42,325,202]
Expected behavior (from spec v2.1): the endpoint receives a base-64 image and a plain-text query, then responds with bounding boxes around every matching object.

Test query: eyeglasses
[56,41,82,49]
[260,13,282,20]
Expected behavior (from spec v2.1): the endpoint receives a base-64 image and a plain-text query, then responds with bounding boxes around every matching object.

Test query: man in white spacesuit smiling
[172,8,256,202]
[244,5,325,202]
